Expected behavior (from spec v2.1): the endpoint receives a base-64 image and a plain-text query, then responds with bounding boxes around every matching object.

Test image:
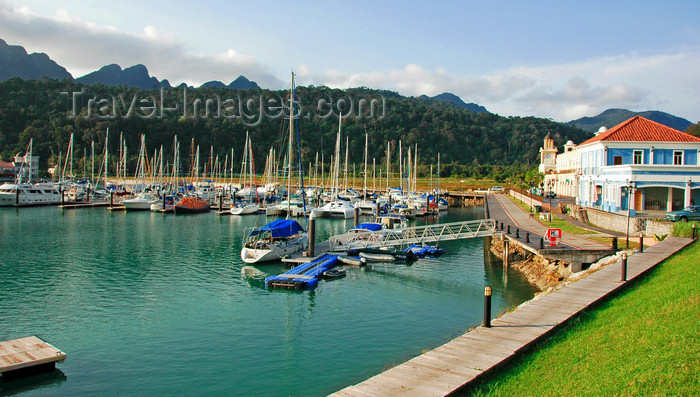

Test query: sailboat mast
[334,114,342,196]
[399,140,402,194]
[104,128,109,189]
[363,132,368,198]
[287,72,295,217]
[386,142,390,193]
[27,138,33,183]
[414,144,418,193]
[343,137,349,193]
[91,141,95,185]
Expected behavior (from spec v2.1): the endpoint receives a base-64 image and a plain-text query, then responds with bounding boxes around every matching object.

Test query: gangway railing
[328,219,497,251]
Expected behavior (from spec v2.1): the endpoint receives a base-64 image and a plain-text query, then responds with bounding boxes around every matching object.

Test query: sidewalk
[489,194,611,251]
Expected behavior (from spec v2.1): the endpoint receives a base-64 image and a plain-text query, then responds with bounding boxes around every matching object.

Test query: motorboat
[0,182,60,206]
[230,201,260,215]
[122,192,158,211]
[174,196,210,214]
[312,200,355,218]
[265,198,314,217]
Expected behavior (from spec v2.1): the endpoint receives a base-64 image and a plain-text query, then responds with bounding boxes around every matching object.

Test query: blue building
[575,116,700,216]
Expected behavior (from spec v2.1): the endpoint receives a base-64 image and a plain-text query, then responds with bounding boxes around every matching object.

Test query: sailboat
[231,131,260,215]
[241,72,309,263]
[312,114,355,219]
[122,135,158,211]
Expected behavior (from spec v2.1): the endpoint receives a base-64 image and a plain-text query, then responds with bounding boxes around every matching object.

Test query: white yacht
[0,183,61,206]
[230,201,260,215]
[241,219,308,263]
[312,200,355,218]
[266,198,314,217]
[122,192,158,211]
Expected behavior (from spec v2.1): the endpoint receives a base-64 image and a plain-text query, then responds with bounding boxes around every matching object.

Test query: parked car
[545,191,557,198]
[665,205,700,222]
[489,186,504,193]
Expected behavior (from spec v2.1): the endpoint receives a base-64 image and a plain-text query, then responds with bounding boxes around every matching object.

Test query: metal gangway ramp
[328,218,497,251]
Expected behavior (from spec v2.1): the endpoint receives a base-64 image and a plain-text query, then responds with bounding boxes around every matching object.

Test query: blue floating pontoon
[265,254,339,290]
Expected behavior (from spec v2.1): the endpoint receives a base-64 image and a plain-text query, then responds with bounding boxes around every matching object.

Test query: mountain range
[420,92,489,114]
[0,37,695,128]
[0,37,260,90]
[567,108,693,132]
[0,38,71,81]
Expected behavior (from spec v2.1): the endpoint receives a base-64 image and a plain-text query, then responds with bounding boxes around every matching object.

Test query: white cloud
[304,50,700,122]
[0,0,698,122]
[0,1,284,87]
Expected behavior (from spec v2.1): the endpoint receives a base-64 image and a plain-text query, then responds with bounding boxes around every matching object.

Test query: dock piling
[110,191,114,208]
[308,212,316,256]
[483,286,492,328]
[503,240,509,267]
[354,207,360,227]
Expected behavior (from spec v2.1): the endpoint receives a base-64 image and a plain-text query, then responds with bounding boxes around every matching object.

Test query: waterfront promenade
[487,194,611,251]
[332,204,693,395]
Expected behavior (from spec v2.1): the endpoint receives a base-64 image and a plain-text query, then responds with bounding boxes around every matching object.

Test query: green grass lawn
[463,240,700,396]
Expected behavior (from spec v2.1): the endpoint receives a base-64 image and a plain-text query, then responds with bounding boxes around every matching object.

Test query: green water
[0,206,537,396]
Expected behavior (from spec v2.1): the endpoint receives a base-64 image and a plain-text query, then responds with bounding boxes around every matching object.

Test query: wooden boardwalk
[331,237,693,396]
[0,336,66,376]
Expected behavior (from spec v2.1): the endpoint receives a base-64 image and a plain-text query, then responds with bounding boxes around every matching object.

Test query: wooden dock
[0,336,66,377]
[331,237,693,396]
[59,201,111,209]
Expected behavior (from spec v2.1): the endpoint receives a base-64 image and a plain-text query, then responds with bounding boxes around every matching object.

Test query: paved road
[487,194,611,251]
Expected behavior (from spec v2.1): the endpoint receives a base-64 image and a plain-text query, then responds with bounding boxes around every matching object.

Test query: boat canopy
[354,223,382,232]
[249,219,305,238]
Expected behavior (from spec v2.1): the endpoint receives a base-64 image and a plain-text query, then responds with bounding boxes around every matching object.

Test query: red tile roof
[578,116,700,146]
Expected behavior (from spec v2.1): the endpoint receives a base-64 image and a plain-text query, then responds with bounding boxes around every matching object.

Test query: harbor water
[0,206,537,396]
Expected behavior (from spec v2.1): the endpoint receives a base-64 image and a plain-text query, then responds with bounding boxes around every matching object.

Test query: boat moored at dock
[174,196,211,214]
[0,183,61,206]
[241,219,308,263]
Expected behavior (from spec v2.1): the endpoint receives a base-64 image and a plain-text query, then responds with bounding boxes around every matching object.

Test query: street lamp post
[626,181,633,248]
[547,179,553,221]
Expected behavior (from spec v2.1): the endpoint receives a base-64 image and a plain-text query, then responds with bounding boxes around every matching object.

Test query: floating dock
[265,254,340,289]
[0,336,66,378]
[58,202,111,209]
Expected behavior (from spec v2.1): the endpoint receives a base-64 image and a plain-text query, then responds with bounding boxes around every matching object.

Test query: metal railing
[329,219,497,251]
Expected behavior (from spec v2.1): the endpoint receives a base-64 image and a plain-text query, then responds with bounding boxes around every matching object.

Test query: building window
[633,150,643,165]
[674,151,683,165]
[613,156,623,165]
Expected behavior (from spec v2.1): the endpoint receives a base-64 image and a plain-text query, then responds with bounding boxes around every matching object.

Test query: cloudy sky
[1,0,699,122]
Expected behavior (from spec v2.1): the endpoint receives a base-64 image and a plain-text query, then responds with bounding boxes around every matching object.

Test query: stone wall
[489,235,570,291]
[445,196,484,207]
[569,205,673,237]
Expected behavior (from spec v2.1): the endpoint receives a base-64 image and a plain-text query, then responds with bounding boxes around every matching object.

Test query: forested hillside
[0,78,592,180]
